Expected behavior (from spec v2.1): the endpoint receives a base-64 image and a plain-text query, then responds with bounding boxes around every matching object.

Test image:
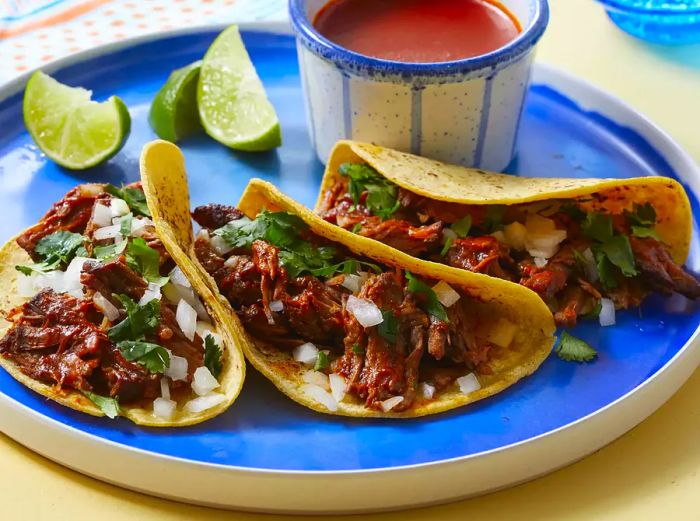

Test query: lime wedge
[149,61,202,142]
[23,71,131,170]
[198,25,281,152]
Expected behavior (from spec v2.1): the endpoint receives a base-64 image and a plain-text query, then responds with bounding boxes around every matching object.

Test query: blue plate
[0,26,698,512]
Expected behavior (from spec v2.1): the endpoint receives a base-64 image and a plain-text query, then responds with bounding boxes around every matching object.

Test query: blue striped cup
[290,0,549,171]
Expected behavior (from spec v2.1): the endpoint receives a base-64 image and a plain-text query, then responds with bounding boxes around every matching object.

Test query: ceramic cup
[290,0,549,171]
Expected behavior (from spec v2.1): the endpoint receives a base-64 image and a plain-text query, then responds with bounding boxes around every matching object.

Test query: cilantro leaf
[405,272,448,322]
[351,223,363,233]
[599,235,637,277]
[108,295,160,342]
[451,215,472,237]
[482,206,505,233]
[215,211,308,250]
[440,236,454,257]
[632,225,661,241]
[125,237,169,286]
[582,212,613,243]
[352,343,364,355]
[560,203,586,221]
[377,310,398,343]
[105,185,151,217]
[308,258,381,278]
[555,331,597,362]
[204,334,223,378]
[593,248,618,290]
[16,230,86,274]
[314,351,330,371]
[339,163,400,220]
[625,203,656,227]
[117,340,170,373]
[119,213,133,236]
[93,240,127,261]
[82,391,120,419]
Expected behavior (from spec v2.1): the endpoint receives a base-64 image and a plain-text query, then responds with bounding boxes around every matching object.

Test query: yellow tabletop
[2,1,699,519]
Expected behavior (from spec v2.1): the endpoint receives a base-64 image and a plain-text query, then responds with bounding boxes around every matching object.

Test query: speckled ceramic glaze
[290,0,549,170]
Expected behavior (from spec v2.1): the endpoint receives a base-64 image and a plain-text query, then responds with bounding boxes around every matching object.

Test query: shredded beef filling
[192,203,495,411]
[319,178,700,328]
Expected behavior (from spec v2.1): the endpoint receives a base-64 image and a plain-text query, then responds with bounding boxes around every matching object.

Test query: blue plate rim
[0,25,698,478]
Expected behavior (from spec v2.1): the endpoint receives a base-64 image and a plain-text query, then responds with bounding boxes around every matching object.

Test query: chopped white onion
[176,299,197,341]
[169,266,191,289]
[442,228,457,241]
[456,373,481,394]
[161,282,181,305]
[346,295,383,327]
[15,274,35,297]
[533,257,548,268]
[63,256,91,297]
[302,370,329,389]
[153,397,176,419]
[92,202,113,227]
[293,342,319,365]
[31,270,65,294]
[599,298,616,327]
[503,222,528,250]
[109,198,130,217]
[269,300,284,312]
[432,280,461,307]
[210,235,233,256]
[380,396,404,412]
[581,248,598,282]
[223,255,242,268]
[138,282,162,306]
[93,223,122,241]
[329,373,347,403]
[300,384,338,412]
[93,292,119,321]
[160,377,171,400]
[192,366,220,396]
[341,274,363,293]
[165,355,188,381]
[131,217,155,237]
[419,382,435,400]
[185,392,226,413]
[196,228,210,242]
[526,229,567,259]
[490,230,506,243]
[665,293,691,314]
[485,317,518,348]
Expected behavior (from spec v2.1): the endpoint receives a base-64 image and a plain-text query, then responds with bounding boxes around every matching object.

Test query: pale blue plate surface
[0,29,697,472]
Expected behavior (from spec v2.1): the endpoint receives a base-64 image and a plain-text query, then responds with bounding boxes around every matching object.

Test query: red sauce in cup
[313,0,521,63]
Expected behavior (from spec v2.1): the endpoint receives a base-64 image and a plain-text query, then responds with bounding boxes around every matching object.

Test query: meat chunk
[446,236,514,279]
[81,259,148,304]
[357,218,443,257]
[630,237,700,299]
[519,244,577,299]
[195,238,261,306]
[17,185,101,258]
[192,203,244,230]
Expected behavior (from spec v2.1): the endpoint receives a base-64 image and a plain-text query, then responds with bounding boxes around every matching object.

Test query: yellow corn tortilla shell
[317,140,692,264]
[0,182,245,427]
[141,140,556,418]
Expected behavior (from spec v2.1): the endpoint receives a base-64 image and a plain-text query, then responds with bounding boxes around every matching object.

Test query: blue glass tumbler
[598,0,700,44]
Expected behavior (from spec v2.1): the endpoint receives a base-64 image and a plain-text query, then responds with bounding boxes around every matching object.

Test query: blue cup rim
[289,0,550,77]
[597,0,700,15]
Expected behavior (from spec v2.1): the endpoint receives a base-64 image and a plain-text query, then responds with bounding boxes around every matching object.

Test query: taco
[316,140,700,328]
[141,140,555,417]
[0,181,245,426]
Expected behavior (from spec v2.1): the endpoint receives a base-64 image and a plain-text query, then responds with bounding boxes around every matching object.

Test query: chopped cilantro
[560,203,586,221]
[351,343,364,355]
[405,272,448,322]
[314,351,330,371]
[625,203,656,227]
[125,237,169,286]
[582,212,613,243]
[555,331,597,362]
[440,236,454,257]
[116,340,170,373]
[309,258,381,278]
[82,391,120,419]
[339,162,400,220]
[482,206,505,233]
[108,295,160,342]
[16,230,86,274]
[351,222,363,233]
[105,184,151,217]
[451,215,472,237]
[598,235,637,277]
[631,225,661,241]
[593,248,618,290]
[119,213,133,236]
[204,334,223,378]
[377,310,398,343]
[93,240,127,261]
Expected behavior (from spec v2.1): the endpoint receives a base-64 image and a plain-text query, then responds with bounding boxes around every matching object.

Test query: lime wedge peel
[149,61,202,143]
[23,71,131,171]
[197,25,282,152]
